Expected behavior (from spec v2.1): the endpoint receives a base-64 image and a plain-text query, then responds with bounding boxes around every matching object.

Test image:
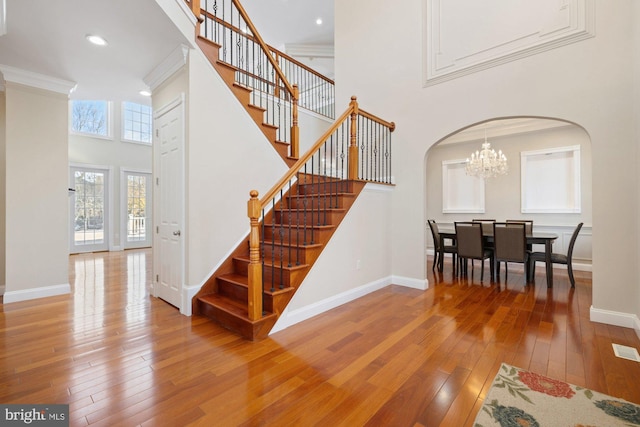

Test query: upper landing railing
[186,0,336,158]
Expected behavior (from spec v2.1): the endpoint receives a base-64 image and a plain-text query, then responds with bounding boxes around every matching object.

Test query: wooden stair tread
[218,273,295,296]
[261,240,323,249]
[198,294,276,321]
[288,192,356,199]
[234,255,309,271]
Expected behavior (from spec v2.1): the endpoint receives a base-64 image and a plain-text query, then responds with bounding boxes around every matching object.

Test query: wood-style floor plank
[1,250,639,426]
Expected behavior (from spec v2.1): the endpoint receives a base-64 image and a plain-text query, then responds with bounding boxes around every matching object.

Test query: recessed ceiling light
[86,34,108,46]
[139,90,152,97]
[316,18,323,25]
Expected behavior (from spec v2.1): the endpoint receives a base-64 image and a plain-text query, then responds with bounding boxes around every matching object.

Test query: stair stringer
[195,35,297,167]
[193,179,369,340]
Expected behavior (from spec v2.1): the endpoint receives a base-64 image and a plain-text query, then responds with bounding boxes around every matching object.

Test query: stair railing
[246,97,395,320]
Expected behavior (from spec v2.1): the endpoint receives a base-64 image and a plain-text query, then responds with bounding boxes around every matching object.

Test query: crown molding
[0,64,76,95]
[441,118,574,145]
[285,43,334,59]
[0,0,6,36]
[143,44,189,92]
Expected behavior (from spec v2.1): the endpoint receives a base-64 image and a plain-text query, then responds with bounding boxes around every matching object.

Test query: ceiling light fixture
[139,90,151,97]
[465,129,508,179]
[86,34,108,46]
[316,18,323,25]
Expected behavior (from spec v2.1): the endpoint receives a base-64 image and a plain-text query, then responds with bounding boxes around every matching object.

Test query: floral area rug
[474,363,640,426]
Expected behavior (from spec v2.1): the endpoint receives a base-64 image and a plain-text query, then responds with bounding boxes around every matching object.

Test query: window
[71,100,110,137]
[122,102,152,144]
[521,145,581,213]
[442,159,485,213]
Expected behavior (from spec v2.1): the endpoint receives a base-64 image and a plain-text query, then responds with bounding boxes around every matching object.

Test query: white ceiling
[0,0,334,105]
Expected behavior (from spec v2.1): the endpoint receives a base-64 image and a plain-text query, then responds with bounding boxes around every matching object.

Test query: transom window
[70,100,110,137]
[122,102,152,144]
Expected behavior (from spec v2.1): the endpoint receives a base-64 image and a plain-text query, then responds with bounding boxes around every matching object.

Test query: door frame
[120,168,153,249]
[153,94,186,312]
[69,163,114,253]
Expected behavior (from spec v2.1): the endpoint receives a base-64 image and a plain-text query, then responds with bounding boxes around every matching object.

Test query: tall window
[123,101,152,144]
[71,100,110,137]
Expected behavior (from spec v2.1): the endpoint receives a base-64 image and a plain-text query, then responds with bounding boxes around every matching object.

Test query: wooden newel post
[291,84,300,159]
[247,190,263,321]
[348,96,359,180]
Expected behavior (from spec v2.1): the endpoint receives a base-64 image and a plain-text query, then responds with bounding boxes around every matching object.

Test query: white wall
[69,102,153,250]
[272,184,396,333]
[0,91,5,290]
[185,50,288,288]
[426,124,592,225]
[335,0,639,329]
[4,83,69,300]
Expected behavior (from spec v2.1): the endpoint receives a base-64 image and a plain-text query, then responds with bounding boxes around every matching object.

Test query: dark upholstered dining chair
[455,222,494,282]
[506,219,534,250]
[428,220,457,273]
[493,222,530,285]
[528,222,583,287]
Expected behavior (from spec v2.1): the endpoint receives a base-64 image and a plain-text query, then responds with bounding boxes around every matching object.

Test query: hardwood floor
[1,250,640,426]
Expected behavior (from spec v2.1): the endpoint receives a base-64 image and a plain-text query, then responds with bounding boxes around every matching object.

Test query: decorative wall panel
[423,0,595,86]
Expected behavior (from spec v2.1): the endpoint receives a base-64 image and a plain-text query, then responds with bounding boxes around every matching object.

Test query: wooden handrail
[258,98,357,207]
[231,0,295,96]
[199,9,332,90]
[359,109,396,132]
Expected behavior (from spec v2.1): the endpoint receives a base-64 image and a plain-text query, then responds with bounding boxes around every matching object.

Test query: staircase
[196,35,297,167]
[195,178,365,340]
[187,0,395,340]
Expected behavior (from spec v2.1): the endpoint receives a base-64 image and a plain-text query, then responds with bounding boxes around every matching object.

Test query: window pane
[123,101,153,144]
[71,100,109,136]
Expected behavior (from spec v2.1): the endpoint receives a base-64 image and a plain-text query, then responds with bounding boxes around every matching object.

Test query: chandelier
[465,132,508,179]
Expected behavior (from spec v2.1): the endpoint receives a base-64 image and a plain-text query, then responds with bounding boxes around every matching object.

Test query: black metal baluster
[286,180,292,268]
[279,189,284,289]
[260,207,265,312]
[270,199,275,293]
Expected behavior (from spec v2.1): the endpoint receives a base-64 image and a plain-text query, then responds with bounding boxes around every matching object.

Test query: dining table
[437,228,558,287]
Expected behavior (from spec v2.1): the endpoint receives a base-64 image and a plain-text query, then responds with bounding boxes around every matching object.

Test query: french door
[70,166,110,253]
[122,170,152,249]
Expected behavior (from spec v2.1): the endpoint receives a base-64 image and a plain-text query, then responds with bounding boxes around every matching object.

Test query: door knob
[173,230,181,236]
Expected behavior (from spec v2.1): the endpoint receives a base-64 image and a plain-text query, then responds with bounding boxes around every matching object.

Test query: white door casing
[121,169,152,249]
[69,164,112,254]
[153,95,185,310]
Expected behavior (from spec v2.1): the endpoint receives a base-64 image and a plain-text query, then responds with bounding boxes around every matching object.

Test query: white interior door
[122,170,152,249]
[70,166,110,253]
[153,96,184,310]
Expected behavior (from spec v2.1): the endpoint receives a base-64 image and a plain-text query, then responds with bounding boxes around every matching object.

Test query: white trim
[271,277,428,334]
[120,168,152,250]
[521,145,581,213]
[392,275,429,291]
[69,163,114,253]
[183,285,201,316]
[284,44,334,59]
[270,277,393,334]
[3,283,71,304]
[69,100,114,139]
[0,0,6,37]
[590,305,640,330]
[423,0,595,86]
[144,44,189,93]
[0,64,76,95]
[635,316,640,341]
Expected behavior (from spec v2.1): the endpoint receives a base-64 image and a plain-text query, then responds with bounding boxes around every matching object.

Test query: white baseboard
[590,305,640,332]
[270,276,393,334]
[182,285,201,316]
[392,275,429,290]
[270,275,426,335]
[3,283,71,304]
